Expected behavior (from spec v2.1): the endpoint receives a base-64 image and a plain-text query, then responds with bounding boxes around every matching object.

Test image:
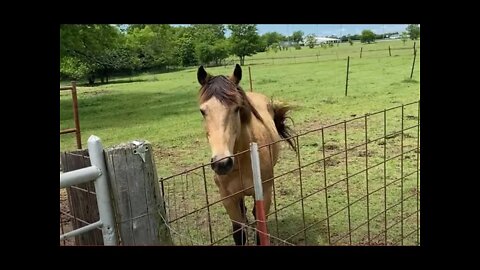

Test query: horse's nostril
[225,157,233,167]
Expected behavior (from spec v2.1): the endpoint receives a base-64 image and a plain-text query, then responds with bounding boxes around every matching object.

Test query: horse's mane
[199,75,263,124]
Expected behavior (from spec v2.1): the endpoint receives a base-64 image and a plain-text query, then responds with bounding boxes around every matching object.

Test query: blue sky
[171,24,409,37]
[255,24,409,37]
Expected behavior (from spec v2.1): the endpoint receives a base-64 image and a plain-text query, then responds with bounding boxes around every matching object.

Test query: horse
[196,64,296,245]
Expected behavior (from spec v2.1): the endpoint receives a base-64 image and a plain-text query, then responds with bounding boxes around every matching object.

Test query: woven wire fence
[227,45,420,67]
[159,101,420,246]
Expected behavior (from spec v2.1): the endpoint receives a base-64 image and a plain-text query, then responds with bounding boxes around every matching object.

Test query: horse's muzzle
[211,155,234,175]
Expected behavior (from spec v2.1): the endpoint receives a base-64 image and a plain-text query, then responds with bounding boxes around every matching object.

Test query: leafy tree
[212,40,230,65]
[60,24,123,84]
[269,42,280,53]
[400,31,409,45]
[60,56,90,80]
[173,27,197,66]
[190,24,229,66]
[262,32,286,47]
[125,24,177,71]
[305,34,317,48]
[191,24,225,44]
[360,30,375,44]
[291,30,304,44]
[406,24,420,40]
[228,24,261,66]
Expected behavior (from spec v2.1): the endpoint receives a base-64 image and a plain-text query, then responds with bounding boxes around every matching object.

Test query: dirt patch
[324,144,340,151]
[278,188,293,196]
[299,118,366,136]
[357,150,373,157]
[410,187,420,196]
[324,158,340,167]
[406,115,418,120]
[80,89,112,97]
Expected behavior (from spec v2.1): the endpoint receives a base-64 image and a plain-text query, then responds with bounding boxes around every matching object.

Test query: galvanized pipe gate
[60,135,117,245]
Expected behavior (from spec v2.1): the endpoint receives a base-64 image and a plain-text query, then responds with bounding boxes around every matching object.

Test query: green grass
[60,39,420,246]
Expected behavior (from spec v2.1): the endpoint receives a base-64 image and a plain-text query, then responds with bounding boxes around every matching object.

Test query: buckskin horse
[197,64,295,245]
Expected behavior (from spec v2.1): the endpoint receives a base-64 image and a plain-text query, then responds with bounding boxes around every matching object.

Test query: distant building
[314,36,341,44]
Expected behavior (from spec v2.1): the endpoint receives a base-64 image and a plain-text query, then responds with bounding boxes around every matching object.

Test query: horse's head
[197,64,255,175]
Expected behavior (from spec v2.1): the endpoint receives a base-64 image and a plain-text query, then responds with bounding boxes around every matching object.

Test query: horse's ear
[197,65,209,86]
[230,64,242,85]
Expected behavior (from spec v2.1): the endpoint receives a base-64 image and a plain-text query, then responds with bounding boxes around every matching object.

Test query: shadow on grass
[267,212,329,246]
[76,78,149,87]
[60,87,200,130]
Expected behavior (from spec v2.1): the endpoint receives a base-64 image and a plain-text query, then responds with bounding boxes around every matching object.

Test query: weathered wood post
[410,48,417,80]
[345,56,350,96]
[60,149,103,245]
[105,140,173,245]
[248,66,253,92]
[71,81,82,149]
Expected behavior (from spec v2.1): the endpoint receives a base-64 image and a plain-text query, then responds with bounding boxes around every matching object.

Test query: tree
[60,56,90,80]
[125,25,177,71]
[291,30,304,44]
[228,24,261,66]
[188,24,229,66]
[60,24,124,84]
[406,24,420,40]
[173,27,197,66]
[191,24,225,44]
[305,34,317,48]
[212,40,230,65]
[360,30,376,44]
[400,31,409,45]
[262,32,286,48]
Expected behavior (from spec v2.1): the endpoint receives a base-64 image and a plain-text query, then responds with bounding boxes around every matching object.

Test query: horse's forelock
[199,76,240,106]
[198,75,263,124]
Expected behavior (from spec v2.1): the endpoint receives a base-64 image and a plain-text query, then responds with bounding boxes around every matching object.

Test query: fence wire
[159,101,420,246]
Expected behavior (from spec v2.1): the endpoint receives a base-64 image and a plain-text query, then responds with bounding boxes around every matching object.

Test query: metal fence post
[88,135,118,245]
[249,142,270,245]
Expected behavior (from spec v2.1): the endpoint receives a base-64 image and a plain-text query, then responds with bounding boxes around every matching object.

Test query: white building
[314,37,341,44]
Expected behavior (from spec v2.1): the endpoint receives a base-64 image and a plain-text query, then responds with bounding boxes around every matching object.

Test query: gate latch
[132,140,149,162]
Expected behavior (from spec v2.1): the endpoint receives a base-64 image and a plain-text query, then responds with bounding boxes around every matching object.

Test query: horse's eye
[200,109,206,116]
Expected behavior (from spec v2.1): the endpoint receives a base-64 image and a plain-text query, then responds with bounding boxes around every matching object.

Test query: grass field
[60,39,420,245]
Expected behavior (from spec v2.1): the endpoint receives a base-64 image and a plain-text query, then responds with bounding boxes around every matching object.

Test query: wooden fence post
[60,149,103,245]
[345,56,350,96]
[410,49,417,79]
[248,66,253,92]
[105,140,173,245]
[71,81,82,149]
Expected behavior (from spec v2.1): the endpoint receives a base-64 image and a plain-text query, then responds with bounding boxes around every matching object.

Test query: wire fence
[159,100,420,245]
[222,44,420,67]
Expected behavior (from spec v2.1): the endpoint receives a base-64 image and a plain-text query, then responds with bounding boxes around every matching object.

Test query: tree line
[60,24,419,84]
